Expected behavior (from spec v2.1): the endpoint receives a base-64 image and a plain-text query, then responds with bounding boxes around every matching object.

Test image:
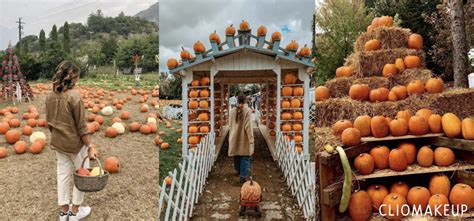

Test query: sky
[159,0,316,72]
[0,0,157,48]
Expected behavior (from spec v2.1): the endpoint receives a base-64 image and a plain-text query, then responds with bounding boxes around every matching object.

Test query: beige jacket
[45,89,89,155]
[228,105,254,156]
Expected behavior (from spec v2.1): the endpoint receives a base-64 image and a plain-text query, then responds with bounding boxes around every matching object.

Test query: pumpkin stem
[181,46,185,51]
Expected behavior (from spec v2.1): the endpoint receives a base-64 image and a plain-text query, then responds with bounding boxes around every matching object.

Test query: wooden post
[274,65,281,133]
[288,50,296,60]
[226,35,234,48]
[300,66,310,158]
[272,40,281,53]
[211,41,219,53]
[182,70,192,157]
[319,159,336,221]
[210,65,217,138]
[196,53,203,61]
[257,36,265,48]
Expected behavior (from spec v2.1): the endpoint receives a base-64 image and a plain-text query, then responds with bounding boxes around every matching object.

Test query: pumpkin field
[0,74,162,219]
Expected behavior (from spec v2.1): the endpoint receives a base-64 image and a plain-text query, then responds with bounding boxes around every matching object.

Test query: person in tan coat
[228,94,254,183]
[45,61,99,221]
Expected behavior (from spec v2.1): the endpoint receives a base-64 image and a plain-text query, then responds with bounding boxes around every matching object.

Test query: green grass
[158,120,183,181]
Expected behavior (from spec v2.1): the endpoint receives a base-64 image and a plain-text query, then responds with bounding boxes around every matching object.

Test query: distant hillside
[135,2,159,28]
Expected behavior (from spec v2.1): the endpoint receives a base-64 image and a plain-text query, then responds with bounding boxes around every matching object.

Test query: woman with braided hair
[45,60,99,221]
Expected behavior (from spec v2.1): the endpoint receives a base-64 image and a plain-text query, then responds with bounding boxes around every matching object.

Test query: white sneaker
[68,206,92,221]
[59,211,68,221]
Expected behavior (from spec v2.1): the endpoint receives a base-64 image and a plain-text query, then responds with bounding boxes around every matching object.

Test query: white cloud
[159,0,315,72]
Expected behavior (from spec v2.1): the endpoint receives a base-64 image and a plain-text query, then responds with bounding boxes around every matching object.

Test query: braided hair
[52,61,80,93]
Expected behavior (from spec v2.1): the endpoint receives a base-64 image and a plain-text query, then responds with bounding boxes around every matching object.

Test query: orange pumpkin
[105,127,118,138]
[382,64,398,77]
[408,115,429,135]
[292,111,303,120]
[354,115,371,137]
[199,100,209,108]
[378,16,393,27]
[433,147,455,166]
[396,110,412,122]
[199,126,209,133]
[198,113,209,121]
[191,80,200,87]
[407,186,430,211]
[462,117,474,140]
[389,148,408,171]
[14,141,27,154]
[425,78,444,93]
[188,136,199,145]
[341,128,361,146]
[428,194,450,217]
[188,100,199,109]
[416,108,432,120]
[408,33,423,50]
[441,113,462,138]
[167,58,178,69]
[200,77,210,86]
[209,30,221,44]
[369,88,389,102]
[257,25,267,36]
[22,126,33,136]
[332,120,353,136]
[389,118,408,136]
[281,87,293,96]
[348,190,373,221]
[0,122,10,134]
[315,86,330,101]
[429,174,451,197]
[417,145,434,167]
[290,99,301,108]
[349,84,370,100]
[364,39,381,51]
[104,156,120,173]
[367,184,389,212]
[354,153,374,175]
[390,182,409,198]
[225,24,236,36]
[404,55,421,69]
[407,80,424,95]
[293,87,304,96]
[371,116,389,138]
[29,140,44,154]
[449,183,473,210]
[241,179,261,201]
[0,147,7,158]
[382,193,408,220]
[180,47,191,60]
[397,142,417,165]
[239,20,250,30]
[189,90,199,98]
[284,73,298,84]
[395,58,405,73]
[129,122,141,132]
[292,123,303,131]
[161,143,170,149]
[281,100,291,108]
[9,119,20,127]
[370,145,390,169]
[139,125,152,134]
[271,31,281,41]
[281,123,292,131]
[193,40,205,53]
[5,130,21,144]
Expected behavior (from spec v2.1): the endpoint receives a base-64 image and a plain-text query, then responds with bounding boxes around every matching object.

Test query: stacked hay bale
[315,16,474,127]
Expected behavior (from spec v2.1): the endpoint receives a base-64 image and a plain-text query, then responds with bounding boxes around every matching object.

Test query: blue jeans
[234,156,251,182]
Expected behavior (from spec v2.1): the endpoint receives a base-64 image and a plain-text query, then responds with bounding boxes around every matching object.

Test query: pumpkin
[389,148,408,171]
[180,47,191,60]
[147,117,157,124]
[429,174,451,197]
[241,179,261,201]
[371,17,380,26]
[390,182,409,198]
[21,126,33,136]
[341,66,354,77]
[397,142,416,165]
[30,131,46,143]
[29,140,44,154]
[441,113,462,138]
[292,112,303,120]
[382,64,398,77]
[257,25,267,36]
[292,123,302,131]
[354,153,374,175]
[140,125,152,134]
[416,145,434,167]
[369,88,389,102]
[188,126,198,133]
[239,20,250,30]
[315,86,329,101]
[191,80,200,87]
[159,142,170,149]
[199,126,209,133]
[281,87,293,96]
[299,44,311,57]
[105,127,118,138]
[198,113,209,121]
[370,145,390,169]
[332,120,353,136]
[101,106,114,116]
[395,58,405,73]
[104,157,120,173]
[286,40,299,51]
[9,119,20,127]
[408,115,429,135]
[404,55,421,69]
[0,147,7,158]
[129,122,141,132]
[378,16,393,27]
[281,100,291,108]
[94,115,104,125]
[188,100,199,109]
[407,186,430,210]
[282,123,292,131]
[348,190,372,221]
[199,100,209,108]
[389,118,408,136]
[112,122,125,134]
[294,135,303,142]
[415,109,432,121]
[428,194,450,216]
[200,77,210,86]
[341,128,361,146]
[433,147,455,166]
[367,185,389,212]
[449,183,473,210]
[407,80,424,95]
[193,40,205,53]
[189,90,199,98]
[354,115,371,137]
[209,30,220,43]
[349,84,370,100]
[293,87,304,96]
[462,118,474,140]
[382,193,408,220]
[290,99,301,108]
[120,111,130,120]
[408,33,423,50]
[281,112,292,120]
[395,110,411,122]
[26,118,37,127]
[5,130,21,144]
[225,24,236,36]
[14,141,27,154]
[271,31,281,41]
[371,116,389,138]
[335,67,344,77]
[0,122,10,134]
[389,88,399,100]
[167,58,178,69]
[425,78,444,94]
[188,136,199,145]
[365,39,381,51]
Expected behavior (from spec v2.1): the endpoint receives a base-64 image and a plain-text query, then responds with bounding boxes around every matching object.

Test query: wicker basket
[74,157,109,192]
[456,169,474,188]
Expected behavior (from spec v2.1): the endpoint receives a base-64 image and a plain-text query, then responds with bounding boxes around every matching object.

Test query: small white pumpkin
[142,104,149,109]
[147,117,157,124]
[112,122,125,134]
[154,104,160,110]
[101,106,114,116]
[30,131,46,143]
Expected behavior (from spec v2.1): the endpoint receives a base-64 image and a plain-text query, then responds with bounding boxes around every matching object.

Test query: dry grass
[354,27,411,53]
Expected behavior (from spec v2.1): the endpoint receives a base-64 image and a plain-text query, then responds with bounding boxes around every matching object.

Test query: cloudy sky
[0,0,157,48]
[160,0,316,72]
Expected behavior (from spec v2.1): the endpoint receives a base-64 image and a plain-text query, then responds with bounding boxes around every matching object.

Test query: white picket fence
[158,133,216,220]
[276,132,316,220]
[162,105,183,120]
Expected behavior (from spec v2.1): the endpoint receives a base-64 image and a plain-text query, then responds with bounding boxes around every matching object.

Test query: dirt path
[192,128,303,220]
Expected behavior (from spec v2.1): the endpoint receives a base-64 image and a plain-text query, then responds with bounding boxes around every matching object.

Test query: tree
[63,22,71,53]
[115,34,159,72]
[40,47,69,79]
[39,29,46,51]
[314,0,373,85]
[50,24,60,49]
[100,37,118,64]
[448,0,470,87]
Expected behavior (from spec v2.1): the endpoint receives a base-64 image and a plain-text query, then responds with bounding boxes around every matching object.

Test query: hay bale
[429,88,474,118]
[345,48,426,78]
[325,77,354,98]
[314,127,342,152]
[354,27,411,53]
[353,77,391,89]
[391,68,433,86]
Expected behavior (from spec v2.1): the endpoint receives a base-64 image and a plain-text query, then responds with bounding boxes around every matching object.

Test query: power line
[21,0,79,20]
[16,18,25,54]
[24,0,98,25]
